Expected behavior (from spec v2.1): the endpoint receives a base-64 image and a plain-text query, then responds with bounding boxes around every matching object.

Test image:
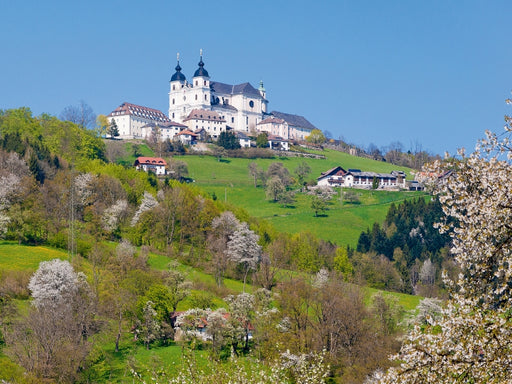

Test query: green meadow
[174,149,426,247]
[0,241,69,271]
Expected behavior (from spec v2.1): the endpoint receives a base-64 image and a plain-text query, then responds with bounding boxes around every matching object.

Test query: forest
[0,108,452,383]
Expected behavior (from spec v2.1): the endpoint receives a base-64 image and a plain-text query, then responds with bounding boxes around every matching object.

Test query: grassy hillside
[173,150,425,247]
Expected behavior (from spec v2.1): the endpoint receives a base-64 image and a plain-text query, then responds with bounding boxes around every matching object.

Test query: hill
[170,148,424,247]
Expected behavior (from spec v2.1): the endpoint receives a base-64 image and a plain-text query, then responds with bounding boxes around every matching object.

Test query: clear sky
[1,0,511,155]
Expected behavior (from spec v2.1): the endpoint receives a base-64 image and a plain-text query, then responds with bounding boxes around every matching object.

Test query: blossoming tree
[379,125,512,383]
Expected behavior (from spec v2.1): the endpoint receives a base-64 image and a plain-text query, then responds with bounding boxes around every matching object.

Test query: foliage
[107,118,120,138]
[216,131,241,150]
[227,222,262,290]
[379,127,512,382]
[0,108,106,164]
[60,100,96,129]
[356,197,450,293]
[306,129,326,145]
[28,258,78,307]
[256,132,269,148]
[5,259,96,382]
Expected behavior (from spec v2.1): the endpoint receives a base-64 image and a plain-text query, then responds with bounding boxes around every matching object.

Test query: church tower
[191,49,211,110]
[169,53,188,121]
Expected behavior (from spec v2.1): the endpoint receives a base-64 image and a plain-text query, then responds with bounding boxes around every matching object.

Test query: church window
[183,96,186,101]
[195,95,198,100]
[172,99,175,105]
[249,100,254,108]
[231,117,234,123]
[204,80,206,86]
[204,95,207,101]
[195,81,198,86]
[173,85,176,90]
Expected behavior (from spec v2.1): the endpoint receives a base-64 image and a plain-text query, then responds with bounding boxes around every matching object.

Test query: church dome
[193,56,209,78]
[171,62,186,82]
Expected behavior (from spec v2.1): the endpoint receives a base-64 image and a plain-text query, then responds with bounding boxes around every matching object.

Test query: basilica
[108,52,318,142]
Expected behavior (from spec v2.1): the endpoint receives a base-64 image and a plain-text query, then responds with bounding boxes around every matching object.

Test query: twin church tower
[168,50,269,134]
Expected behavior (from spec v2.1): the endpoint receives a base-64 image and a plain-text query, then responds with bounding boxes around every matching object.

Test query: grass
[366,287,422,312]
[0,241,70,271]
[173,152,426,247]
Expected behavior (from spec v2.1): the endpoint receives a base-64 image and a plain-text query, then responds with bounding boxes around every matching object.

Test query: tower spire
[171,52,186,82]
[194,48,209,77]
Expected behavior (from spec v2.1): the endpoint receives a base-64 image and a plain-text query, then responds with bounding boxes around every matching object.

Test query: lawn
[0,241,69,271]
[173,152,426,247]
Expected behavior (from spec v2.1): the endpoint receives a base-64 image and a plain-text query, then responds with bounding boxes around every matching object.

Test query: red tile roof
[134,157,167,166]
[177,130,198,136]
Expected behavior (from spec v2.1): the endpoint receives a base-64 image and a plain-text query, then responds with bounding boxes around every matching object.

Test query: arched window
[195,95,198,100]
[172,99,175,105]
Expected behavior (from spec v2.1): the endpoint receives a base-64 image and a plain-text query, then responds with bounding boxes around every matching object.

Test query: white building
[317,167,407,189]
[257,112,317,141]
[141,120,188,141]
[168,52,318,139]
[107,102,181,140]
[183,109,226,139]
[134,157,167,175]
[168,52,268,134]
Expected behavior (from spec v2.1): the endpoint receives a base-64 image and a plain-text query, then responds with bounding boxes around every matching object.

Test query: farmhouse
[267,134,290,151]
[318,167,407,189]
[134,157,167,176]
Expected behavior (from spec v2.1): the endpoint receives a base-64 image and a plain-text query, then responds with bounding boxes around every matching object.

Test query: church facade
[168,52,268,134]
[107,52,318,142]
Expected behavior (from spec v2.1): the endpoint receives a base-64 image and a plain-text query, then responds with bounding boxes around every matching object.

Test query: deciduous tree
[379,126,512,383]
[306,129,326,145]
[227,222,262,291]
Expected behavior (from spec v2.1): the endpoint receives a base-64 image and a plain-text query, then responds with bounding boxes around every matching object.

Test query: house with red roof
[134,157,167,176]
[175,130,198,145]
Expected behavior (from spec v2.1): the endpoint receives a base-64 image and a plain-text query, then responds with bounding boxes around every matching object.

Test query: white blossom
[102,199,128,232]
[131,191,158,226]
[28,259,78,308]
[379,128,512,383]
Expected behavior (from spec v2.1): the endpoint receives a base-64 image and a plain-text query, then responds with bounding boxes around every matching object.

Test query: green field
[173,150,426,247]
[0,241,69,271]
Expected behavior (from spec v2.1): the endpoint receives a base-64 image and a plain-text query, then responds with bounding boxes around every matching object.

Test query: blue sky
[1,0,511,155]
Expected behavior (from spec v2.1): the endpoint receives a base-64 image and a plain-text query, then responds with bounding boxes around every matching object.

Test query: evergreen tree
[217,131,240,150]
[107,118,120,138]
